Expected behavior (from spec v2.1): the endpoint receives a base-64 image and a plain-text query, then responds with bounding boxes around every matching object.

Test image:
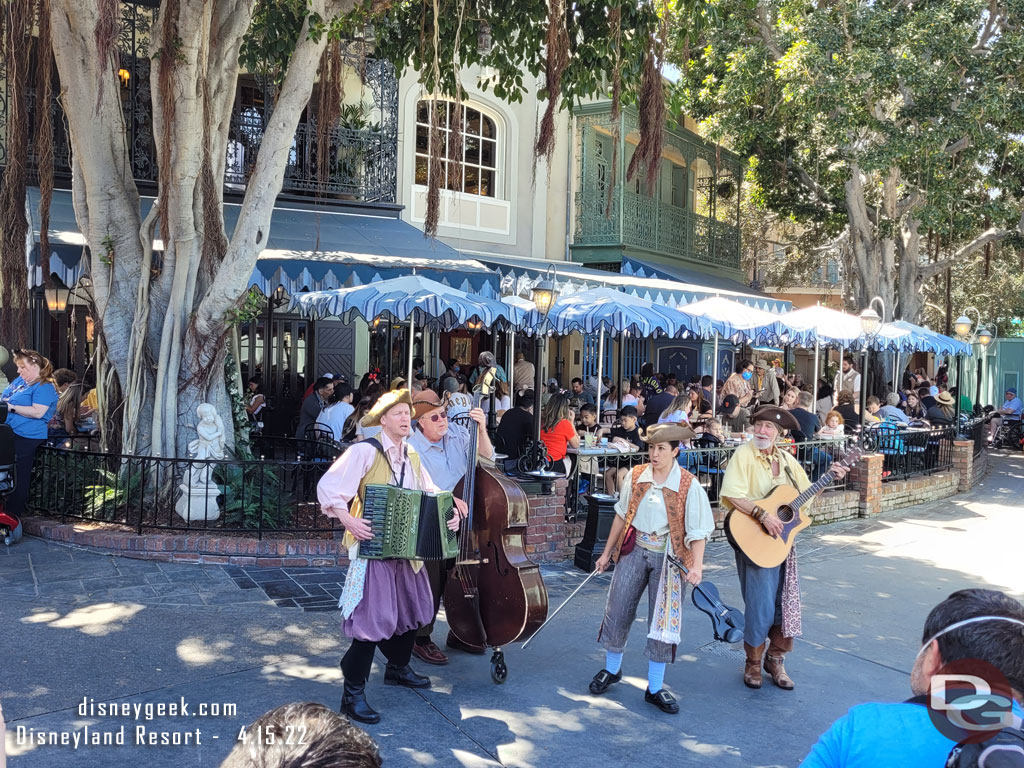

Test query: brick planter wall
[524,478,580,563]
[952,441,974,492]
[24,449,992,566]
[879,471,960,512]
[21,517,351,567]
[849,453,884,517]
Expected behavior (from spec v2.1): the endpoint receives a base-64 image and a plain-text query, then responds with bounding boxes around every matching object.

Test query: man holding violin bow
[590,422,715,715]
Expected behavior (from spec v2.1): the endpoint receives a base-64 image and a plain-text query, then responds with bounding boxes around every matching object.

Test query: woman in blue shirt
[1,349,59,520]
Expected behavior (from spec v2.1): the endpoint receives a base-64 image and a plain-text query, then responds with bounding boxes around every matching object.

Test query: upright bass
[444,368,549,683]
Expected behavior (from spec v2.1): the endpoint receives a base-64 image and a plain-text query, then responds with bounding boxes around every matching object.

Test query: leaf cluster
[671,0,1024,243]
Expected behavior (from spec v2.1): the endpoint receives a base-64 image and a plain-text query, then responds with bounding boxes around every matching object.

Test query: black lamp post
[528,266,557,471]
[954,307,993,410]
[857,297,884,427]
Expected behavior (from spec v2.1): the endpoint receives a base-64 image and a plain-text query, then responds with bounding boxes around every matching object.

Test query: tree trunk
[49,0,350,457]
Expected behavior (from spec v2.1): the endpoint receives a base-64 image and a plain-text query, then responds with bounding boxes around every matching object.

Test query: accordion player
[358,484,459,561]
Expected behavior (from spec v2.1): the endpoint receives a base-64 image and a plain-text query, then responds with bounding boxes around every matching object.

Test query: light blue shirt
[801,699,1024,768]
[408,421,475,492]
[878,405,910,424]
[1001,397,1023,418]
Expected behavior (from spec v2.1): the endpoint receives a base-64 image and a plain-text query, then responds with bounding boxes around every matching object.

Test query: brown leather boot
[764,625,795,690]
[743,643,764,689]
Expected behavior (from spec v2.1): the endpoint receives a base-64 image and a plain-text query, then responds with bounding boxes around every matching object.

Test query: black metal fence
[962,417,987,458]
[564,436,854,522]
[866,423,957,482]
[29,436,347,537]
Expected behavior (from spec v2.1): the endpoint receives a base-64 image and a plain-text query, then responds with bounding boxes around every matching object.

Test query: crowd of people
[284,348,1018,495]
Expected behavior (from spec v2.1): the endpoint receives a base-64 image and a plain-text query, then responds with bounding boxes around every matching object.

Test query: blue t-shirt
[1001,397,1023,418]
[801,699,1024,768]
[2,377,59,439]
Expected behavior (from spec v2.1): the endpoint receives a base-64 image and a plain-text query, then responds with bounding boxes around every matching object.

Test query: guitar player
[719,406,849,691]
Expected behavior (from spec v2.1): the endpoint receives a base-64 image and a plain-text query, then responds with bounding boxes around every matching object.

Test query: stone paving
[2,450,1022,767]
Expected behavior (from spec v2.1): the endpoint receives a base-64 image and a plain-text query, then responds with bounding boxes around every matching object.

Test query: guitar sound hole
[777,506,794,523]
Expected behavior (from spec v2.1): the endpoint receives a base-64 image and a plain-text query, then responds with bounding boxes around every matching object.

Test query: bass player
[719,406,848,691]
[317,389,466,724]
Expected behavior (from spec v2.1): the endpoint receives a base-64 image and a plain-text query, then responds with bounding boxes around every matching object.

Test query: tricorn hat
[361,389,414,427]
[643,422,697,443]
[750,405,800,432]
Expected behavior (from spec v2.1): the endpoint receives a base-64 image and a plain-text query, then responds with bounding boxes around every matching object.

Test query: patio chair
[870,421,906,478]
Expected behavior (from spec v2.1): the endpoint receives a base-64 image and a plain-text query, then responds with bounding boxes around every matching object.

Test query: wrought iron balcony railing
[575,186,741,270]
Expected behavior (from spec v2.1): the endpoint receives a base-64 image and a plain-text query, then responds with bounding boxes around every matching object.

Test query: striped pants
[597,546,675,663]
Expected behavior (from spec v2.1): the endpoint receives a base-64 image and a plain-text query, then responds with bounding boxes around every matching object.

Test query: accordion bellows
[360,484,459,561]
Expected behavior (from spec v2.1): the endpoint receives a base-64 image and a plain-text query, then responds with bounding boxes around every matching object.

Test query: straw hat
[936,391,955,407]
[643,422,697,443]
[361,389,414,427]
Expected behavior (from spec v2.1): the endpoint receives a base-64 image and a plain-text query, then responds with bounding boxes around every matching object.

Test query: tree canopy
[0,0,671,457]
[673,0,1024,324]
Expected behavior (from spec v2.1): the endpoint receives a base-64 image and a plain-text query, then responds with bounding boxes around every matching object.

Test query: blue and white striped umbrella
[289,275,528,331]
[889,320,972,356]
[529,286,714,338]
[677,296,805,346]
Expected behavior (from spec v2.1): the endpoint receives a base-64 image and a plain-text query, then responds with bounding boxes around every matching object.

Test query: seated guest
[658,391,691,424]
[576,403,606,444]
[790,391,820,437]
[800,588,1024,768]
[48,368,82,438]
[603,405,644,496]
[540,393,580,474]
[819,411,845,438]
[780,386,800,411]
[926,392,956,425]
[567,377,595,411]
[863,396,884,424]
[495,390,535,459]
[834,390,860,429]
[643,385,677,428]
[903,390,927,420]
[877,393,910,424]
[719,394,750,434]
[919,385,937,410]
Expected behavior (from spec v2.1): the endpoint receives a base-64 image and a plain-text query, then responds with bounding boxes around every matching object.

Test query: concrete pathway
[3,452,1022,767]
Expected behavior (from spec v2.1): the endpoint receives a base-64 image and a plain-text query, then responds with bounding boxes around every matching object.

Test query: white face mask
[914,615,1024,664]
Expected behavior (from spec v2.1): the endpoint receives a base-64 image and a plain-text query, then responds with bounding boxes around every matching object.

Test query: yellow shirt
[719,440,811,510]
[81,389,97,411]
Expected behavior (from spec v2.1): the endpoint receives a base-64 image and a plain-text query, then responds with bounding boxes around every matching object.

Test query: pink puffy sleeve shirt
[317,431,440,523]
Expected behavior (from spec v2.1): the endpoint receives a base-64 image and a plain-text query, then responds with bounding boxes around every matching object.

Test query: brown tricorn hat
[750,405,800,432]
[642,422,697,444]
[411,389,451,419]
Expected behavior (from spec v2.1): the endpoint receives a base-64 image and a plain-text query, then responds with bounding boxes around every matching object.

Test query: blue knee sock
[648,661,666,693]
[605,651,623,675]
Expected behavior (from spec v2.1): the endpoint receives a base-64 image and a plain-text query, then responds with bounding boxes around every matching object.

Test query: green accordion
[359,484,459,561]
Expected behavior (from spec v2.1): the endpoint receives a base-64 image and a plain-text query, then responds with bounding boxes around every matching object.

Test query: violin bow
[521,569,607,650]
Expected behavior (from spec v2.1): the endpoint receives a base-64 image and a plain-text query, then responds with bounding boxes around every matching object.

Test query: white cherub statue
[186,404,225,487]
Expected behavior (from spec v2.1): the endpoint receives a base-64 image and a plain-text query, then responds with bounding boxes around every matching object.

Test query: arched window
[415,100,498,198]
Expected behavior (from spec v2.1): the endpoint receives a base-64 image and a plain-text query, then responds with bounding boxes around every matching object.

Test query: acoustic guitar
[726,442,864,568]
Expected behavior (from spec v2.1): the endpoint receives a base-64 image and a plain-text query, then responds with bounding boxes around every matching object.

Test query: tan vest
[611,465,695,569]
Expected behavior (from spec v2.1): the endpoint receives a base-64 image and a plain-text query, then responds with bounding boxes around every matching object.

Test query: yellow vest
[344,444,425,570]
